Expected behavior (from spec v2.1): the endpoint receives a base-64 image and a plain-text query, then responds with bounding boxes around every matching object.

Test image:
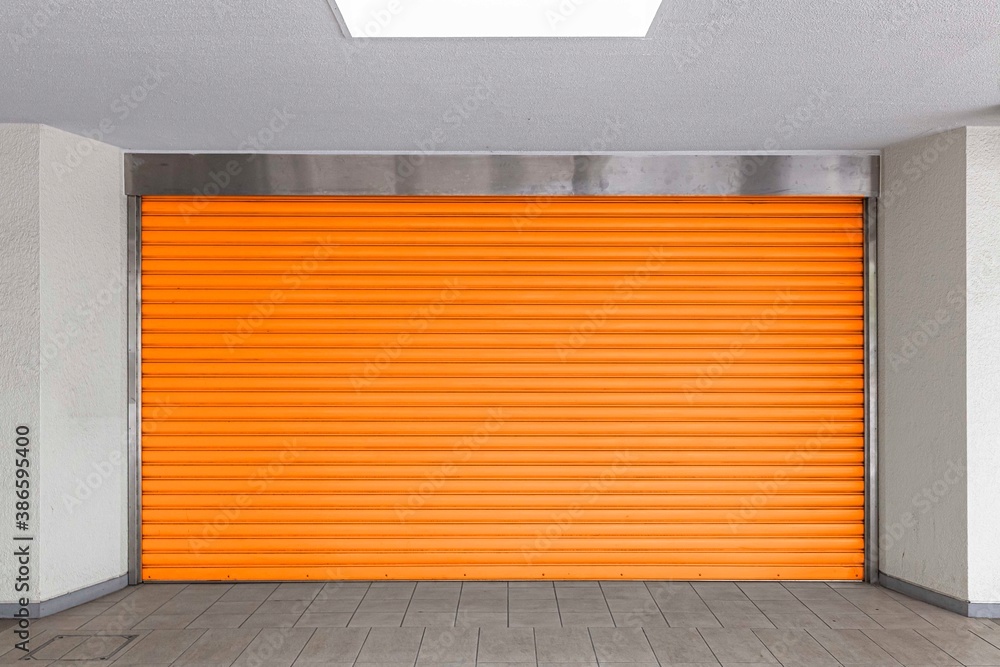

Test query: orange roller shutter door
[139,196,866,581]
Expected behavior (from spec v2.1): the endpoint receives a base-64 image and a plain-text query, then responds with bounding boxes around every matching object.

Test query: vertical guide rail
[864,197,879,583]
[127,195,142,585]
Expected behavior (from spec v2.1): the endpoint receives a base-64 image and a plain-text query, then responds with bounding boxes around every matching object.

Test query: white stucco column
[964,127,1000,609]
[0,124,128,617]
[0,124,42,615]
[880,126,1000,616]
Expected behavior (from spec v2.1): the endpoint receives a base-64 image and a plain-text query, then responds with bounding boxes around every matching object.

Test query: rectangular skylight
[332,0,664,38]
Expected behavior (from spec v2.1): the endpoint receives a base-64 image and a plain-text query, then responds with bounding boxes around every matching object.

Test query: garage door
[139,196,865,581]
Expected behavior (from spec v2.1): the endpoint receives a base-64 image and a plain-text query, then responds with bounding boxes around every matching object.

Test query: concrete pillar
[0,124,127,617]
[964,127,1000,609]
[879,126,1000,616]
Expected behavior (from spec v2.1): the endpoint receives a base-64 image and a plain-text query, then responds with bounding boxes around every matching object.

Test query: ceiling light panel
[332,0,664,38]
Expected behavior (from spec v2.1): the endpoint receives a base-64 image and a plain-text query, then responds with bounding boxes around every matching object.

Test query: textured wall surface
[0,125,41,606]
[965,126,1000,604]
[879,129,969,600]
[36,126,127,601]
[0,124,126,606]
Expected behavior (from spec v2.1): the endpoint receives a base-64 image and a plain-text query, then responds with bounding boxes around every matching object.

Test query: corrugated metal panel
[140,196,865,581]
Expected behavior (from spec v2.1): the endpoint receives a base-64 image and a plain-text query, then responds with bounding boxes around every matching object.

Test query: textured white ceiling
[1,0,998,151]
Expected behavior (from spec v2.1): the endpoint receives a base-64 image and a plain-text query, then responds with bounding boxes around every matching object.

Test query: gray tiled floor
[1,582,999,666]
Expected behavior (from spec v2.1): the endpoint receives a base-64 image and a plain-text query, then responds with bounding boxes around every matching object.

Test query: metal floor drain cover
[23,634,139,661]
